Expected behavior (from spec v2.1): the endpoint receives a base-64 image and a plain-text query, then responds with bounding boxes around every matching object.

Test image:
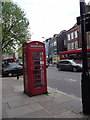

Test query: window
[64,39,67,46]
[71,42,75,50]
[68,43,71,50]
[87,35,90,47]
[50,43,53,47]
[75,41,78,49]
[34,65,43,70]
[60,61,71,65]
[68,34,70,40]
[71,32,74,39]
[77,53,82,60]
[32,56,43,60]
[54,41,56,46]
[7,59,14,62]
[65,61,71,65]
[59,61,66,65]
[75,31,78,38]
[33,70,44,74]
[68,53,77,60]
[32,52,43,56]
[62,54,68,59]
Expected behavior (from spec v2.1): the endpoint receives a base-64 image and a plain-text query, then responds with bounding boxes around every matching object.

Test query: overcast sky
[13,0,90,42]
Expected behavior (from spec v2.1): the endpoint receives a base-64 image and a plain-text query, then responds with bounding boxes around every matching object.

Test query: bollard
[17,68,19,79]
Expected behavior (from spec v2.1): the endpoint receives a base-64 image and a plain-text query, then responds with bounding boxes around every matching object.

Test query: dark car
[2,58,17,67]
[2,62,23,77]
[56,59,82,72]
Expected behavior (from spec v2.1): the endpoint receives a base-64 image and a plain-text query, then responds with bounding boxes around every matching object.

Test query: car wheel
[58,67,61,71]
[72,67,77,72]
[8,73,12,77]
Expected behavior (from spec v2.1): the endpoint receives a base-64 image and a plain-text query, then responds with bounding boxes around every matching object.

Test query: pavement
[1,75,90,119]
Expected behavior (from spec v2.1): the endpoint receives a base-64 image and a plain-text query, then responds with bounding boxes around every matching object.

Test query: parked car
[56,59,82,72]
[2,62,23,77]
[2,58,17,67]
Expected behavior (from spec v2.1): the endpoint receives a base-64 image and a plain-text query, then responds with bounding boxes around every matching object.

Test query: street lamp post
[80,0,90,115]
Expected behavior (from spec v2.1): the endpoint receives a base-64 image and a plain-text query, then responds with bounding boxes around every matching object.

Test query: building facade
[67,24,81,51]
[49,31,67,63]
[49,34,58,63]
[86,32,90,48]
[57,30,67,53]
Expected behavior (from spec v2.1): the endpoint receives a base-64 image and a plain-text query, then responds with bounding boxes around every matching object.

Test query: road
[47,66,82,98]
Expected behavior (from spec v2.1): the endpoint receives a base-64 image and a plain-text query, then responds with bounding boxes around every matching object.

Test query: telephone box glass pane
[35,84,44,88]
[34,79,44,83]
[32,52,43,56]
[33,74,44,79]
[32,56,43,60]
[34,65,43,70]
[33,61,40,65]
[33,61,44,65]
[33,70,44,74]
[34,79,42,83]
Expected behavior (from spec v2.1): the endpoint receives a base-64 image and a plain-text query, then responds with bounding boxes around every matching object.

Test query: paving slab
[24,96,38,104]
[2,103,10,111]
[29,103,44,111]
[7,95,38,108]
[8,99,27,108]
[36,94,51,102]
[2,95,26,103]
[2,111,8,118]
[2,92,22,98]
[6,105,33,118]
[52,94,73,104]
[17,109,54,118]
[61,99,82,111]
[72,107,82,113]
[55,111,84,118]
[39,100,68,116]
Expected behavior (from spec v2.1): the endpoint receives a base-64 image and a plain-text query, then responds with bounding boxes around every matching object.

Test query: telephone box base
[23,91,48,97]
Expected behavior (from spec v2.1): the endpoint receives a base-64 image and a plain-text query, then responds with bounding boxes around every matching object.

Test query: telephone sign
[22,41,47,96]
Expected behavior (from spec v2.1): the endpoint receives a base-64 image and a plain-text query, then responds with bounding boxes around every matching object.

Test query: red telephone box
[22,41,48,96]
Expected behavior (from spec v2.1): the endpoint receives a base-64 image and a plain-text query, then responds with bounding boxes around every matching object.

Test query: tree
[2,2,31,54]
[17,45,22,58]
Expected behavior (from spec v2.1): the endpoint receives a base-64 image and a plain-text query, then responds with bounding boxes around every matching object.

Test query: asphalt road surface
[47,66,82,98]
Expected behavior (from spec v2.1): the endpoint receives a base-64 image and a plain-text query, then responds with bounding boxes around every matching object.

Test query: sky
[13,0,90,42]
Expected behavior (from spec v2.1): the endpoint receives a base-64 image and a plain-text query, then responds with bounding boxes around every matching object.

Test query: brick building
[67,24,81,51]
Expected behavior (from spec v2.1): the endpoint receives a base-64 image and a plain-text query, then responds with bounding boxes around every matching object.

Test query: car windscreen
[4,63,22,69]
[9,63,22,67]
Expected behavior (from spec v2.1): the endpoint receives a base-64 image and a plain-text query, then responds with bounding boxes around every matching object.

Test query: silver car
[57,59,82,72]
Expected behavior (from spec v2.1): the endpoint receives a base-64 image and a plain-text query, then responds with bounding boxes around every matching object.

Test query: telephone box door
[30,49,47,95]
